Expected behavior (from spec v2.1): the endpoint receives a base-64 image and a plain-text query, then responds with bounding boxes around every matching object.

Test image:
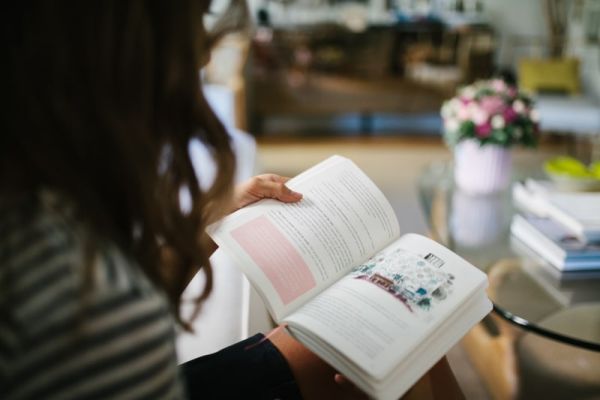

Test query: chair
[518,57,600,162]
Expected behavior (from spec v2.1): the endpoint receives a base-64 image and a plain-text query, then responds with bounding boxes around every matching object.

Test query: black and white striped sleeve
[0,209,185,400]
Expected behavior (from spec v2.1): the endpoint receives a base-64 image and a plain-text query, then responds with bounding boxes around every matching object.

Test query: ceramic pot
[454,139,512,194]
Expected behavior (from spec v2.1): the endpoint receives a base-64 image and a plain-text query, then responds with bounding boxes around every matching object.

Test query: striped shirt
[0,194,185,399]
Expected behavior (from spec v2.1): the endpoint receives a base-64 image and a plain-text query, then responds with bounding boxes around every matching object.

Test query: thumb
[261,179,303,202]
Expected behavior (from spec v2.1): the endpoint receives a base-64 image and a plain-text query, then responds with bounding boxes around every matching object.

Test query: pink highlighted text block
[231,215,316,305]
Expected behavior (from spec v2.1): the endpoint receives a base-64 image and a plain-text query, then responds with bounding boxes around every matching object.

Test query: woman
[0,1,463,398]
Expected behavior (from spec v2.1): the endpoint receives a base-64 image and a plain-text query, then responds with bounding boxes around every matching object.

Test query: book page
[283,234,490,380]
[289,290,490,400]
[208,156,400,321]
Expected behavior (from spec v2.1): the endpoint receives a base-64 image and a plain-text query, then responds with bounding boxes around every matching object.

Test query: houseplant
[441,78,539,194]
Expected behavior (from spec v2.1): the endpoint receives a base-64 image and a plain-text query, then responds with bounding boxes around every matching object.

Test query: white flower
[530,109,540,123]
[461,87,476,99]
[449,98,462,111]
[441,102,453,119]
[444,118,460,132]
[513,100,526,113]
[491,115,505,129]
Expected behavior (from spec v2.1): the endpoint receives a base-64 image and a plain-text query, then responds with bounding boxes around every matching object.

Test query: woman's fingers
[254,175,302,202]
[334,373,369,399]
[234,174,302,210]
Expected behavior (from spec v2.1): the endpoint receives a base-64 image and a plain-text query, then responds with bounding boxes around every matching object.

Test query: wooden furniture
[245,22,495,135]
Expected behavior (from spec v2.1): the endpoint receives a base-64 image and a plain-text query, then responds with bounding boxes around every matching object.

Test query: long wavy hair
[1,1,248,323]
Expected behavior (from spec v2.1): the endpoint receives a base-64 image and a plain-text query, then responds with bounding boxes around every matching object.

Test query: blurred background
[185,1,600,399]
[206,0,599,139]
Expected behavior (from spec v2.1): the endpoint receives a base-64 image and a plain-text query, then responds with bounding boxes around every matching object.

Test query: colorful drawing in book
[351,248,455,314]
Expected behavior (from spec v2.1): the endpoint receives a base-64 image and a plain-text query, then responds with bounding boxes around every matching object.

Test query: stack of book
[511,179,600,272]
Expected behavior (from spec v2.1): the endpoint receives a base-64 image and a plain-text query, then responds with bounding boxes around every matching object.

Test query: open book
[208,155,491,400]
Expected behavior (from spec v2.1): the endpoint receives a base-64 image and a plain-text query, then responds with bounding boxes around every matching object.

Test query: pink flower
[470,104,489,125]
[457,104,471,120]
[503,107,518,123]
[480,96,506,115]
[476,122,492,137]
[491,79,507,93]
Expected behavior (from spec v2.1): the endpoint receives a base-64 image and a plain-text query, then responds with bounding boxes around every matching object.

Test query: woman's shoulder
[0,191,167,321]
[0,192,78,289]
[1,191,86,294]
[0,192,184,399]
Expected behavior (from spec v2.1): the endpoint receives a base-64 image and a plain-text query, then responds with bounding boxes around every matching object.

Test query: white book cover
[512,179,600,242]
[510,214,600,271]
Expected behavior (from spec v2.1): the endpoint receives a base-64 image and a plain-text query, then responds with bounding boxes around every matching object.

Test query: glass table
[418,162,600,398]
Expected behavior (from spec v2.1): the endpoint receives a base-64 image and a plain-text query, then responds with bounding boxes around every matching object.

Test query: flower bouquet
[441,78,539,148]
[441,79,540,193]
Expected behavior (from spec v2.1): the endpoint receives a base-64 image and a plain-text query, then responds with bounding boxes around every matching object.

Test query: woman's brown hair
[1,1,248,322]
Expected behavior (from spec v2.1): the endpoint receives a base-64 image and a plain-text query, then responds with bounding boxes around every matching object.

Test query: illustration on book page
[351,248,455,318]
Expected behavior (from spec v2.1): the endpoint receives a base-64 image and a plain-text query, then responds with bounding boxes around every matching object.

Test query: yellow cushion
[518,58,580,94]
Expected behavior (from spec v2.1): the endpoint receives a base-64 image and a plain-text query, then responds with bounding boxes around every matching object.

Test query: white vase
[454,139,512,194]
[450,190,506,248]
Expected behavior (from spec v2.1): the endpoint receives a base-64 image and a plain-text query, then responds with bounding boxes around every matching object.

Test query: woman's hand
[333,374,369,399]
[232,174,302,212]
[203,174,302,258]
[268,327,367,399]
